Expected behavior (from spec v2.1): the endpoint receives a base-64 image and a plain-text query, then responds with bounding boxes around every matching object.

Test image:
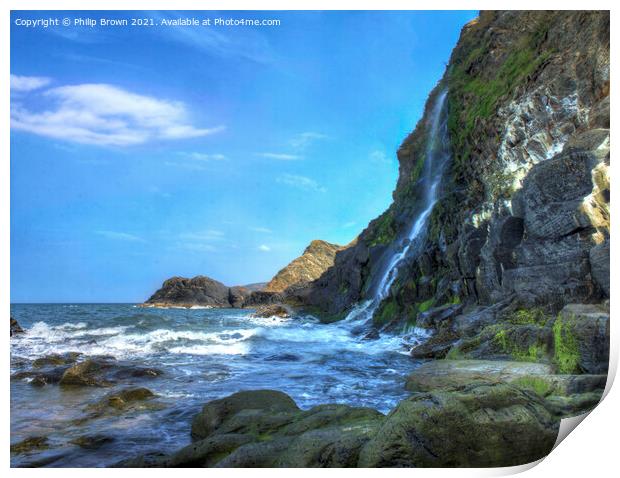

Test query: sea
[10,303,428,467]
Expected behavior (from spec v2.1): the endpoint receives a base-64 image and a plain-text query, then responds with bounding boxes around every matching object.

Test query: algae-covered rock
[405,359,553,392]
[59,358,117,387]
[11,436,49,454]
[32,352,82,368]
[358,383,558,467]
[191,390,299,440]
[554,304,609,374]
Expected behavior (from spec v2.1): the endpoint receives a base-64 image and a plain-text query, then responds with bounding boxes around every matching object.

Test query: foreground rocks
[119,375,595,468]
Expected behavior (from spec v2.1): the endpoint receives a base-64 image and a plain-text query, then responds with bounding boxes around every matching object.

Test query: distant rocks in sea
[141,276,267,309]
[140,238,345,310]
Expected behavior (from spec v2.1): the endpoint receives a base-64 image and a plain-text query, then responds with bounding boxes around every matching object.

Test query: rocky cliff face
[264,240,345,293]
[298,11,610,330]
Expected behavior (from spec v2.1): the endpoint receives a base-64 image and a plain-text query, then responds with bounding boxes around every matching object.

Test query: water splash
[345,89,451,325]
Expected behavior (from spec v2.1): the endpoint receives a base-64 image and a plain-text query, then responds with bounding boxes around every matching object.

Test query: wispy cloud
[343,221,357,228]
[258,244,271,252]
[276,173,326,193]
[176,229,225,253]
[10,74,52,92]
[370,150,392,165]
[257,152,301,161]
[290,131,328,150]
[250,226,272,234]
[178,230,225,242]
[96,230,145,242]
[178,152,226,161]
[150,12,275,64]
[11,81,224,147]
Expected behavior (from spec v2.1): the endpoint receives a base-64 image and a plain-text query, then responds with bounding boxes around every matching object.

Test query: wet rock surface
[250,304,291,319]
[120,383,573,468]
[11,316,24,336]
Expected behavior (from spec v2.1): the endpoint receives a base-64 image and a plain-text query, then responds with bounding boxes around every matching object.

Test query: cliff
[297,11,609,329]
[263,240,345,293]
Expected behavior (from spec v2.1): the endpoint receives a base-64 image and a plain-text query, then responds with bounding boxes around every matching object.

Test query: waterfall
[344,89,451,325]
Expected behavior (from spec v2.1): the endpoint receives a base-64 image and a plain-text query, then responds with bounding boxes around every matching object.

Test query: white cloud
[290,131,328,149]
[258,244,271,252]
[343,221,357,228]
[96,230,145,242]
[10,74,52,92]
[276,173,326,193]
[257,152,301,161]
[11,82,223,147]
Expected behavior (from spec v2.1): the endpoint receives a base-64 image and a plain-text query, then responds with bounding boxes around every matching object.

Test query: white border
[3,1,617,476]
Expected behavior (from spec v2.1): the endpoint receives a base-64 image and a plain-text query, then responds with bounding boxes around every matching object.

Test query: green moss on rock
[553,314,581,373]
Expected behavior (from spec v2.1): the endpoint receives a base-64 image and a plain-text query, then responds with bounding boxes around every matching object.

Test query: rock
[59,358,117,387]
[263,240,345,293]
[228,286,251,308]
[105,387,156,410]
[32,352,82,368]
[191,390,300,440]
[250,304,291,319]
[70,434,114,450]
[590,239,610,295]
[447,321,554,362]
[358,383,558,467]
[416,303,464,330]
[11,436,49,454]
[144,276,232,308]
[554,304,609,373]
[10,317,24,336]
[405,359,553,392]
[12,367,69,386]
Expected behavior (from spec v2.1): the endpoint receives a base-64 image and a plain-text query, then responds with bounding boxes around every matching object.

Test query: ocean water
[10,303,428,467]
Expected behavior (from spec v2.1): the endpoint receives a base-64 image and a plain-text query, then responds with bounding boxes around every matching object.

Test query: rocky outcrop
[144,276,231,307]
[143,276,265,308]
[264,240,345,293]
[11,317,24,336]
[250,304,291,319]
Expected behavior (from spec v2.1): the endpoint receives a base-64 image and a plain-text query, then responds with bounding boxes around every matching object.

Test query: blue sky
[10,10,476,303]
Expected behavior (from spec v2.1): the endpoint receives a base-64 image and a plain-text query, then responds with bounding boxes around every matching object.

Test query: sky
[10,10,477,303]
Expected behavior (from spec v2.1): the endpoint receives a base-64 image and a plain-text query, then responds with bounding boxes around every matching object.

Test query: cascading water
[345,89,451,326]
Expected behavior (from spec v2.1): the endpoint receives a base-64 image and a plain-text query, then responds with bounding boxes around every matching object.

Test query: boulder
[416,303,463,330]
[191,390,299,440]
[10,317,24,336]
[32,352,82,368]
[12,367,69,387]
[554,304,609,373]
[11,436,49,454]
[250,304,291,319]
[358,383,558,467]
[405,359,553,392]
[59,358,117,387]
